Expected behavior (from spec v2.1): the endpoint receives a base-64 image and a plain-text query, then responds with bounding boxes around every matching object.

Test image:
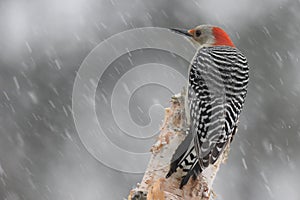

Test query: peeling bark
[128,91,230,200]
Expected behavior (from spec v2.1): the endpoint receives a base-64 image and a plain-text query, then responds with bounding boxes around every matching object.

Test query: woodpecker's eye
[195,30,201,37]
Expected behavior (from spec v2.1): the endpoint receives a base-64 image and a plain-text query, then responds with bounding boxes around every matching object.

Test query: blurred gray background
[1,0,300,199]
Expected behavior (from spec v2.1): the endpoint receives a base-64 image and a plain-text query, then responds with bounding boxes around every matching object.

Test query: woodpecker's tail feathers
[166,133,203,188]
[179,161,201,189]
[166,131,192,178]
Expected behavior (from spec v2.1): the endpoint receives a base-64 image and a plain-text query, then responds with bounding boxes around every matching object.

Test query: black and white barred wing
[188,46,249,168]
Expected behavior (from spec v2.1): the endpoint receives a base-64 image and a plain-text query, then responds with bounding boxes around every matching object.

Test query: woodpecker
[166,25,249,188]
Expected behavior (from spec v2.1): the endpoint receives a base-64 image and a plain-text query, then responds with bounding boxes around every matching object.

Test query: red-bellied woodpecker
[166,25,249,188]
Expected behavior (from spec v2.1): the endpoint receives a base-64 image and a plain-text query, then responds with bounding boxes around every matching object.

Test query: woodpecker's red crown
[171,25,235,47]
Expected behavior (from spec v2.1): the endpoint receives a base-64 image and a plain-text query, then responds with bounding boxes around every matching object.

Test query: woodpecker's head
[170,25,235,47]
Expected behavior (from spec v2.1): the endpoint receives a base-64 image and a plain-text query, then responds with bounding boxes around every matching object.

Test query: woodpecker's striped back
[167,46,249,188]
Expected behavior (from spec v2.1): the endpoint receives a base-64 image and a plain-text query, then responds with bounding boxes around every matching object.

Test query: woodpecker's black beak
[169,28,193,37]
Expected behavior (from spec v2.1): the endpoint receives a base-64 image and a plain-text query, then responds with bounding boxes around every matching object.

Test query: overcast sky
[0,0,300,199]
